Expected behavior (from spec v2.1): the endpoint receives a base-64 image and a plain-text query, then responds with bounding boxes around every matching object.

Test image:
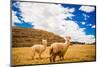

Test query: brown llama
[49,36,71,62]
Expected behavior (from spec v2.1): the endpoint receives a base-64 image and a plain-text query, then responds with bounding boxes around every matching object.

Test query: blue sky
[12,1,33,28]
[12,1,96,43]
[61,4,96,35]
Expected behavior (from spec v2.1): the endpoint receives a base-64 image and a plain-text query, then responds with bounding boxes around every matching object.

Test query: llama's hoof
[32,58,34,60]
[36,57,39,59]
[38,58,42,60]
[40,57,42,59]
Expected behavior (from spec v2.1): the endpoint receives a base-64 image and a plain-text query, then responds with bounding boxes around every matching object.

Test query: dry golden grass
[12,45,96,65]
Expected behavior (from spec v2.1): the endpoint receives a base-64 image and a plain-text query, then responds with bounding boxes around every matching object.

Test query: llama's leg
[50,55,52,62]
[61,56,64,60]
[62,53,65,60]
[59,54,64,61]
[50,54,53,62]
[39,53,42,59]
[32,52,35,60]
[53,55,56,62]
[59,55,62,61]
[50,56,52,62]
[61,54,64,60]
[57,51,61,61]
[50,48,53,62]
[62,56,64,60]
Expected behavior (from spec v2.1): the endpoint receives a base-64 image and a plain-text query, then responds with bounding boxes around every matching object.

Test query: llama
[49,36,71,62]
[31,39,47,59]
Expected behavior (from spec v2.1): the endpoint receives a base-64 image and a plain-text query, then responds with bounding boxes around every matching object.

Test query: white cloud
[87,24,92,26]
[69,8,75,13]
[91,25,96,28]
[12,1,22,26]
[79,6,95,13]
[81,22,86,25]
[89,24,92,26]
[65,8,75,13]
[82,13,89,20]
[15,2,95,43]
[12,11,21,26]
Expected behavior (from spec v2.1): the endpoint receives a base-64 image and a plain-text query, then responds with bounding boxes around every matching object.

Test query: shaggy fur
[50,36,71,62]
[31,39,47,59]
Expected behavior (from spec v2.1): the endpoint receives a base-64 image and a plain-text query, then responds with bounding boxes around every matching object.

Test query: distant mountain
[12,27,95,47]
[71,42,96,45]
[12,27,65,47]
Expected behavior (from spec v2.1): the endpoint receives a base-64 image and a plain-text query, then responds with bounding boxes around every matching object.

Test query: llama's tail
[50,47,53,55]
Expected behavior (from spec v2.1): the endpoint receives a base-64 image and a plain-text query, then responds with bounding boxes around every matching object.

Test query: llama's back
[50,43,65,53]
[32,44,45,53]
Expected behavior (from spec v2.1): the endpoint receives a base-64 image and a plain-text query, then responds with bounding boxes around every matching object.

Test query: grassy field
[12,45,96,66]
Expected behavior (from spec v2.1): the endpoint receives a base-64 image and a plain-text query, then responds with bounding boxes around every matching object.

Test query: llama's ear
[68,36,71,40]
[65,36,71,40]
[42,39,44,41]
[42,39,47,42]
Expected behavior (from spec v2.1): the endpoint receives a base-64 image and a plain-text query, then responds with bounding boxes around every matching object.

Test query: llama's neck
[44,43,47,48]
[42,41,47,48]
[65,39,70,45]
[64,39,70,50]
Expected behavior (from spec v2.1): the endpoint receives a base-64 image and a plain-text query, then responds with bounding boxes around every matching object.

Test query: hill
[12,27,65,47]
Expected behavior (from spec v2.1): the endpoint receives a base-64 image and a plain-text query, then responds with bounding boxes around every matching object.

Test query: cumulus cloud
[79,6,95,13]
[81,22,86,25]
[12,1,21,26]
[87,24,92,26]
[82,13,89,20]
[65,8,75,13]
[15,2,95,43]
[12,11,21,26]
[91,25,96,28]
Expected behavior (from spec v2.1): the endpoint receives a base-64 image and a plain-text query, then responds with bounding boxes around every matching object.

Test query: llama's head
[42,39,47,45]
[64,36,71,45]
[65,36,71,41]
